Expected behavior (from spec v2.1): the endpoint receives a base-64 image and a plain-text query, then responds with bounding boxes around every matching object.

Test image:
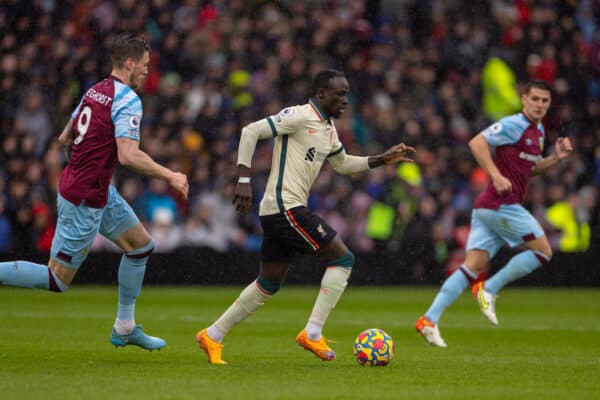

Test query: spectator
[150,207,183,253]
[15,90,52,158]
[0,1,597,272]
[137,178,180,223]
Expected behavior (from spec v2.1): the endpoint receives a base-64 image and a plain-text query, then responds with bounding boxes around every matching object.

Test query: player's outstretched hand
[169,172,189,200]
[555,137,573,160]
[380,143,416,165]
[233,180,252,214]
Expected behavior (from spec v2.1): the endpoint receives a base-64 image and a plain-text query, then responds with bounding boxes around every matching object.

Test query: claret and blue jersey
[474,112,545,210]
[466,112,547,257]
[59,76,142,209]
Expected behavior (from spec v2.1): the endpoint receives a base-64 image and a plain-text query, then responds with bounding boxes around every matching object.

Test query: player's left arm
[531,137,573,175]
[113,96,188,199]
[367,143,416,168]
[116,137,189,199]
[328,143,415,175]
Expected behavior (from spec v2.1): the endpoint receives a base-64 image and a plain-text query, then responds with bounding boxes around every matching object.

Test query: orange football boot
[195,328,227,365]
[295,329,335,361]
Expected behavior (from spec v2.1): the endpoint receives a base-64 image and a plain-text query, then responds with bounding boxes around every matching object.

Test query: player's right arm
[233,108,301,214]
[469,133,512,195]
[470,118,525,195]
[58,119,74,146]
[58,95,86,159]
[116,137,189,199]
[232,119,275,214]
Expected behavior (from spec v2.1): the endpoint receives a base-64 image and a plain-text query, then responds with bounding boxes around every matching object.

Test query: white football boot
[415,316,447,348]
[473,282,498,326]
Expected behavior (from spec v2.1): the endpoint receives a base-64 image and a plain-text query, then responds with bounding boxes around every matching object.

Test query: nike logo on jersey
[308,129,318,134]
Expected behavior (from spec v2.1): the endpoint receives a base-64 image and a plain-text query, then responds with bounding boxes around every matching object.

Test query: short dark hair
[525,80,551,94]
[111,33,150,68]
[311,69,346,97]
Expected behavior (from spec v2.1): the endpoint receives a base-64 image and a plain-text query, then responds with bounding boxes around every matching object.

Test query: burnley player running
[195,69,415,364]
[0,34,189,350]
[415,80,573,347]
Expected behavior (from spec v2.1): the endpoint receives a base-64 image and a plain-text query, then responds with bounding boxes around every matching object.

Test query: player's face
[129,51,150,91]
[521,87,551,123]
[319,77,349,119]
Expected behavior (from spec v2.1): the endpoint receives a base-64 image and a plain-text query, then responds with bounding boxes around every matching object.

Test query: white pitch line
[2,312,599,332]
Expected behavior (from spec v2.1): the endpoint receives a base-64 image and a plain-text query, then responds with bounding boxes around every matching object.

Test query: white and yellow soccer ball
[353,328,395,366]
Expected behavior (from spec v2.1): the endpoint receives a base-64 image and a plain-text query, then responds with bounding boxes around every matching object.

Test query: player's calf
[305,252,353,340]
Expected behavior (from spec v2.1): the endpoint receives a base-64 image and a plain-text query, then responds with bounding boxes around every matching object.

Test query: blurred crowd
[1,0,599,278]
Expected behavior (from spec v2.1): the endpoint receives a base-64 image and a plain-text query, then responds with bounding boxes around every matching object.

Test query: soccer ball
[353,328,395,366]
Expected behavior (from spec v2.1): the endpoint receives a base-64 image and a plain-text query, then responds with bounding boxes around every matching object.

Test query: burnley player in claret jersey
[0,34,188,350]
[415,80,573,347]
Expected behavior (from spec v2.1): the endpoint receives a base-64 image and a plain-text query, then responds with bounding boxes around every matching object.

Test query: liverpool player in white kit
[415,80,573,347]
[0,34,188,350]
[196,69,416,364]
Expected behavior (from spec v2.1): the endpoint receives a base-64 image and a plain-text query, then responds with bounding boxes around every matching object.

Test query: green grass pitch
[1,286,599,400]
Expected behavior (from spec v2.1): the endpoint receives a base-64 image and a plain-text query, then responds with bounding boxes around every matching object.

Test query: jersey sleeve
[481,116,526,147]
[70,96,85,120]
[267,106,304,136]
[236,118,278,167]
[112,90,142,141]
[326,126,369,174]
[327,127,344,157]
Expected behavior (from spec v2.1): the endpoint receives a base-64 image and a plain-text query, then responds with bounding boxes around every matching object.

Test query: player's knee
[48,269,69,293]
[463,263,485,277]
[325,251,355,270]
[256,275,281,294]
[126,240,155,259]
[533,248,552,265]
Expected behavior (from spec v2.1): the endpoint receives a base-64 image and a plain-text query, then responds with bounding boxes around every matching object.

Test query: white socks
[305,322,323,340]
[305,267,351,340]
[210,280,272,342]
[207,267,351,343]
[114,319,135,335]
